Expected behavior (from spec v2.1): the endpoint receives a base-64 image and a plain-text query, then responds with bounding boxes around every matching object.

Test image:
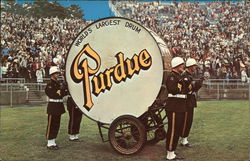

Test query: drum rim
[65,16,166,124]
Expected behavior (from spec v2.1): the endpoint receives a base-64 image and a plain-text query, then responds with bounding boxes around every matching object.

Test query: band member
[67,96,83,141]
[180,58,203,147]
[45,66,68,150]
[165,57,190,160]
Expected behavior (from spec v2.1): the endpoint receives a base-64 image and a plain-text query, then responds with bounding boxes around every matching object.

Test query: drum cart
[65,17,172,155]
[97,86,168,155]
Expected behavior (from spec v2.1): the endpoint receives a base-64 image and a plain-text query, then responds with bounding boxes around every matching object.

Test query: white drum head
[65,17,164,124]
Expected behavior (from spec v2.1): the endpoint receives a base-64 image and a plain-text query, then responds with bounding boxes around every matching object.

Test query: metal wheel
[108,115,146,155]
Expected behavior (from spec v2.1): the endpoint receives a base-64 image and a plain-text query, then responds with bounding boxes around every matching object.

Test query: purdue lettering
[71,44,152,110]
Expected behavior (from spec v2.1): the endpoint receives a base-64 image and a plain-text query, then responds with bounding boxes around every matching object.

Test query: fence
[0,83,29,107]
[200,81,250,100]
[0,78,249,107]
[203,79,247,89]
[0,78,26,83]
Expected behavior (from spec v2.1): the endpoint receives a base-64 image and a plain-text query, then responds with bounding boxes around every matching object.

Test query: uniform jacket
[182,70,203,109]
[45,79,68,115]
[182,71,197,109]
[165,71,188,112]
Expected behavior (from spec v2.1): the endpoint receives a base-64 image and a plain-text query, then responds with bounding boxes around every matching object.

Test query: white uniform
[36,69,44,83]
[241,70,248,83]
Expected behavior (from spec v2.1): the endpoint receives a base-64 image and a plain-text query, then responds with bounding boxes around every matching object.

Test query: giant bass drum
[65,17,171,155]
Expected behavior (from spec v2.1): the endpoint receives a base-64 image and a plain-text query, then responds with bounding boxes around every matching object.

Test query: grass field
[0,100,249,161]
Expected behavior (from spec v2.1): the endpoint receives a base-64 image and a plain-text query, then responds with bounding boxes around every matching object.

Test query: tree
[5,0,16,4]
[29,0,53,18]
[68,4,84,19]
[1,0,23,15]
[48,1,70,19]
[1,0,85,20]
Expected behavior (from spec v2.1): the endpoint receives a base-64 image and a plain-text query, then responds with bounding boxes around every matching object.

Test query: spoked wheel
[108,115,146,155]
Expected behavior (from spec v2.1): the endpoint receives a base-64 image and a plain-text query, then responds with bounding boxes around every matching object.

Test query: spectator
[36,67,44,83]
[241,67,249,83]
[204,68,211,80]
[1,1,249,82]
[36,67,44,90]
[0,11,90,81]
[1,61,8,78]
[111,1,249,79]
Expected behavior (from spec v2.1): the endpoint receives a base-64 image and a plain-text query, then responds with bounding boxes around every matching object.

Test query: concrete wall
[36,91,48,101]
[0,91,27,105]
[198,88,249,100]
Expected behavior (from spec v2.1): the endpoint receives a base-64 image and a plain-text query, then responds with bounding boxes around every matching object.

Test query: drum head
[65,17,164,124]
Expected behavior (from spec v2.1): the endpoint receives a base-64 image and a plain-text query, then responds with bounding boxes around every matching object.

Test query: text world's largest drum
[65,17,164,124]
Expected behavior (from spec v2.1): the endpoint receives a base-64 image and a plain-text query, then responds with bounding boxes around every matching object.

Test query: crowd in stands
[1,1,250,83]
[113,1,250,81]
[0,12,89,82]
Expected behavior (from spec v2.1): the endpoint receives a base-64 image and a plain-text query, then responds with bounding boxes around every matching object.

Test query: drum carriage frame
[97,95,168,155]
[65,17,172,155]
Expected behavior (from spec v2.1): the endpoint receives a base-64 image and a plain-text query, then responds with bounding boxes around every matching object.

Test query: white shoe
[69,135,75,140]
[69,135,80,142]
[47,139,56,146]
[166,151,176,160]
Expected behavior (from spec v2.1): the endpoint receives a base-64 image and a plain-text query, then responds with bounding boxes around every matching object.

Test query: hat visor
[186,64,198,68]
[50,71,61,75]
[172,63,184,68]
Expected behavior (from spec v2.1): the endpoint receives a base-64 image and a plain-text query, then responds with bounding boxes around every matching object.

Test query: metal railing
[203,79,248,89]
[1,79,248,92]
[0,78,26,83]
[23,83,47,91]
[207,79,242,82]
[0,83,29,107]
[0,82,28,91]
[200,82,250,100]
[0,79,249,107]
[0,77,63,85]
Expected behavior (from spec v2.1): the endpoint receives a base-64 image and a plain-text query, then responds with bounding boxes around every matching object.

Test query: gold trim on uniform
[56,90,61,96]
[182,112,188,136]
[46,115,52,139]
[177,83,182,91]
[169,112,175,151]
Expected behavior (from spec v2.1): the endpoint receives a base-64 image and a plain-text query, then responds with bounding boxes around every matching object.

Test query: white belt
[49,99,63,102]
[168,93,187,99]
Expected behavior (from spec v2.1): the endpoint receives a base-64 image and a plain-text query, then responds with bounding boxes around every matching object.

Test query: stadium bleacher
[110,0,249,80]
[0,0,249,105]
